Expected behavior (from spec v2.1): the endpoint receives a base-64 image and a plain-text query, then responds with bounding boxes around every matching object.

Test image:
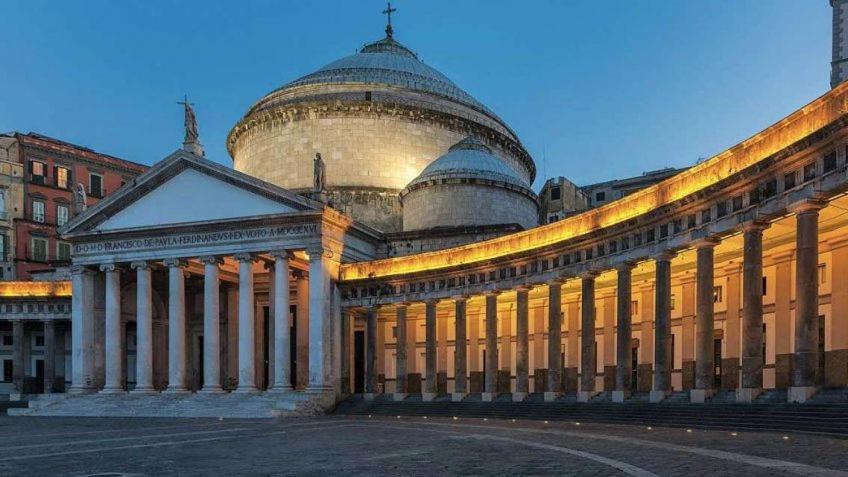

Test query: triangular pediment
[62,150,322,235]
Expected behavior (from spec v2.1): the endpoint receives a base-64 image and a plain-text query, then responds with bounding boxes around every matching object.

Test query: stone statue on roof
[178,95,205,156]
[314,152,326,192]
[74,183,87,215]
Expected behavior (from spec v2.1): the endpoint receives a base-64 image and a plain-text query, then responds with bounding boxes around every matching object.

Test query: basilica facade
[7,5,848,417]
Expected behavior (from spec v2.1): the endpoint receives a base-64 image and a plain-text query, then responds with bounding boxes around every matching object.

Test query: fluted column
[651,251,675,402]
[163,259,188,393]
[579,273,598,402]
[394,304,408,400]
[692,239,718,403]
[200,256,224,393]
[131,261,155,394]
[738,222,767,402]
[43,320,55,393]
[423,299,438,400]
[235,253,257,393]
[452,297,467,401]
[306,246,333,393]
[483,291,499,401]
[514,286,530,401]
[790,200,825,402]
[270,251,293,392]
[613,262,634,402]
[101,264,123,393]
[545,279,563,401]
[365,306,378,398]
[69,265,96,394]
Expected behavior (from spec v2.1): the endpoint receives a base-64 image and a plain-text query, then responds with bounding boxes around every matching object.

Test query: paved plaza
[0,415,846,476]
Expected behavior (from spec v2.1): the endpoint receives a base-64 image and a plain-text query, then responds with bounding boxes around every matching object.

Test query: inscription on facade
[74,224,318,255]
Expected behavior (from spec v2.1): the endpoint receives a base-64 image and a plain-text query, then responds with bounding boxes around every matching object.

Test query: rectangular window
[1,335,11,346]
[762,276,768,296]
[671,295,676,310]
[762,323,767,366]
[550,186,561,201]
[631,300,638,316]
[713,285,723,303]
[0,189,6,220]
[686,214,696,229]
[55,166,70,189]
[31,237,48,262]
[32,200,45,223]
[819,263,827,285]
[56,204,69,227]
[732,196,743,212]
[823,151,837,173]
[596,191,606,202]
[804,163,817,181]
[701,208,711,224]
[645,229,655,243]
[29,160,47,184]
[784,171,797,190]
[57,241,71,262]
[716,201,727,218]
[659,224,668,239]
[89,173,103,198]
[762,178,777,198]
[2,360,11,382]
[34,335,44,348]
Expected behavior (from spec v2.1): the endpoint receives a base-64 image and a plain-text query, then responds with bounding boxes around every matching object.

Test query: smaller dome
[405,136,530,190]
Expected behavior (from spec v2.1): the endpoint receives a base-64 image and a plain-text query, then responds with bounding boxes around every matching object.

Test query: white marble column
[163,259,188,393]
[69,265,96,393]
[270,251,293,392]
[101,264,124,393]
[132,261,156,394]
[201,256,224,393]
[235,253,257,393]
[307,245,334,393]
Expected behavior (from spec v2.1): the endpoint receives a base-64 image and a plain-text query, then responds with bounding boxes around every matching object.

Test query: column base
[481,392,496,402]
[512,392,528,402]
[422,392,438,402]
[130,386,158,395]
[736,387,762,403]
[199,385,226,394]
[543,391,560,402]
[451,393,466,402]
[305,385,334,395]
[67,385,96,395]
[162,387,190,395]
[267,385,294,394]
[233,386,259,394]
[393,393,408,401]
[577,391,598,403]
[789,386,818,403]
[649,390,670,403]
[611,390,630,403]
[690,388,715,403]
[99,387,126,395]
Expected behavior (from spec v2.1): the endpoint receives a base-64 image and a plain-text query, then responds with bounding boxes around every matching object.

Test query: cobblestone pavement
[0,415,846,476]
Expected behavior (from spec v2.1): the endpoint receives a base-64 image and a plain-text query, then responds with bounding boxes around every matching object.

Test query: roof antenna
[383,2,397,38]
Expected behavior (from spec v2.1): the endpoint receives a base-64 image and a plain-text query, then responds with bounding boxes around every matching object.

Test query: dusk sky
[0,1,831,188]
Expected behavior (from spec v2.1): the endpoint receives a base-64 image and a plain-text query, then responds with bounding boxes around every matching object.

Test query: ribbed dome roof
[405,136,530,190]
[277,36,496,117]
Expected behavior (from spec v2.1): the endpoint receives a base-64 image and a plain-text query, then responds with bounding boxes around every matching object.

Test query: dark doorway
[35,359,44,394]
[354,330,364,393]
[713,338,722,388]
[631,346,638,390]
[197,335,204,389]
[290,304,297,388]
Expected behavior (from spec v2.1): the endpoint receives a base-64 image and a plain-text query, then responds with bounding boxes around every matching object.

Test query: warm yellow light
[340,82,848,281]
[0,281,71,298]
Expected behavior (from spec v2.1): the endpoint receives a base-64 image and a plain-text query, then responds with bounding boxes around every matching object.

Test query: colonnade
[353,200,832,403]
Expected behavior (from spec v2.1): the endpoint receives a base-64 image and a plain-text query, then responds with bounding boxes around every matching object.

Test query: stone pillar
[545,279,563,402]
[680,275,696,391]
[773,252,793,389]
[163,259,188,393]
[364,306,378,399]
[43,320,55,393]
[602,292,615,392]
[468,306,480,391]
[565,299,579,393]
[340,309,351,395]
[722,264,741,391]
[200,256,224,393]
[270,252,293,392]
[235,253,257,393]
[651,252,675,402]
[790,200,825,402]
[453,297,468,401]
[101,264,123,394]
[613,263,634,403]
[132,261,155,394]
[394,304,408,400]
[579,273,598,402]
[11,319,23,393]
[295,272,309,389]
[306,246,334,393]
[532,301,546,392]
[738,223,766,402]
[827,238,848,388]
[437,306,448,395]
[637,284,654,393]
[483,292,499,401]
[514,286,530,401]
[69,265,96,393]
[692,239,718,403]
[423,299,438,400]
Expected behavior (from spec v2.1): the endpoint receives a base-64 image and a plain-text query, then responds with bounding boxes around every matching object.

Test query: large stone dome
[227,34,535,232]
[400,137,539,231]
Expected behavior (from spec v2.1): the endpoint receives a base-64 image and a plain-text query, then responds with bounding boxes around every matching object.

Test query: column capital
[130,261,151,271]
[99,263,119,273]
[615,260,636,272]
[654,250,677,262]
[450,295,469,303]
[547,277,566,286]
[482,290,501,297]
[579,270,599,280]
[788,198,827,214]
[691,237,720,249]
[233,252,257,263]
[270,250,292,260]
[305,244,333,260]
[395,302,410,310]
[741,219,770,233]
[163,258,188,268]
[70,264,95,276]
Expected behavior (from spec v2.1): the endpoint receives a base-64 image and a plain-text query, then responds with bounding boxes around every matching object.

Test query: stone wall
[402,183,538,231]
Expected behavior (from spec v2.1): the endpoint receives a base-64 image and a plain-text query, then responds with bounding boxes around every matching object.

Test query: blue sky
[0,1,831,188]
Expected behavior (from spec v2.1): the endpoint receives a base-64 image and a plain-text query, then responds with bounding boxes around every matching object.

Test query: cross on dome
[382,2,397,38]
